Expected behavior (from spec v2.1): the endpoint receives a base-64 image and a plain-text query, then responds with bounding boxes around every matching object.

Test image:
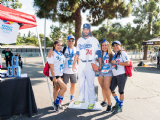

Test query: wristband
[52,76,56,78]
[116,61,117,64]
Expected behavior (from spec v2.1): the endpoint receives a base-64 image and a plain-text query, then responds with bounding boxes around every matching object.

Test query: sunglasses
[68,40,75,42]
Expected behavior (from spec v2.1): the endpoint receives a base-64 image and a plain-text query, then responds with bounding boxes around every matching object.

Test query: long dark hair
[101,41,113,63]
[53,40,63,51]
[115,50,122,59]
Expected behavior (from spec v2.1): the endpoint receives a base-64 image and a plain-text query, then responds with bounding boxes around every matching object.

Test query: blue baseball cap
[112,40,121,46]
[83,23,91,29]
[67,35,75,40]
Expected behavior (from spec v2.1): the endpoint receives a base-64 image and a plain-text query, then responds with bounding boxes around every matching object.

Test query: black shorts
[63,73,77,84]
[110,73,127,94]
[50,76,63,88]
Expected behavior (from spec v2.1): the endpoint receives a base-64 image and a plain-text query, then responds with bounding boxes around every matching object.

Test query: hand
[72,63,77,72]
[8,56,10,58]
[48,49,54,57]
[98,66,102,72]
[53,77,57,84]
[111,60,116,64]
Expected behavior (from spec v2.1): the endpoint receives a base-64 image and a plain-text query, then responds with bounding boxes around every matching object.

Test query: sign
[0,19,20,44]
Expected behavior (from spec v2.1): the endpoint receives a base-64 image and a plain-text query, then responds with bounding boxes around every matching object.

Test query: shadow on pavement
[135,67,160,74]
[15,107,116,120]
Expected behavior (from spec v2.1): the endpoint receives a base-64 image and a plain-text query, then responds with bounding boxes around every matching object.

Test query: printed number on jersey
[86,49,92,55]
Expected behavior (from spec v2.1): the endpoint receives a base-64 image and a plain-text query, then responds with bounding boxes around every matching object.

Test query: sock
[119,100,124,109]
[59,96,64,105]
[70,95,74,101]
[55,95,63,105]
[114,96,120,104]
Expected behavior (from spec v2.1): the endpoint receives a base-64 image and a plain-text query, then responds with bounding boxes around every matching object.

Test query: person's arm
[111,60,129,66]
[48,64,57,83]
[111,51,130,66]
[95,41,102,72]
[2,50,5,54]
[72,54,79,72]
[48,49,54,58]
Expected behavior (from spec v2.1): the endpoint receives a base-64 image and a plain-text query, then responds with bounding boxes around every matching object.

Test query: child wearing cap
[110,40,130,114]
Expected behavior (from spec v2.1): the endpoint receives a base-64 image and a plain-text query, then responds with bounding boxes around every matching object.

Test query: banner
[0,19,19,44]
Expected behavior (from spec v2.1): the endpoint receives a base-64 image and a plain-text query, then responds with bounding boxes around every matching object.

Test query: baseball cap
[112,40,121,46]
[83,23,91,29]
[67,35,75,40]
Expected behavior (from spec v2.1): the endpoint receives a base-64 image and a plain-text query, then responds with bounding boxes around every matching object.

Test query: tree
[0,0,22,9]
[49,25,62,41]
[33,0,133,46]
[132,0,160,60]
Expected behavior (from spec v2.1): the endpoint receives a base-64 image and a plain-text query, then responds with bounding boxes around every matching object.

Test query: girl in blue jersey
[98,39,114,113]
[48,40,67,112]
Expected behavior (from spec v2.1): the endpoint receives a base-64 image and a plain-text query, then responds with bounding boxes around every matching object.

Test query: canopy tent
[142,35,160,46]
[0,4,53,106]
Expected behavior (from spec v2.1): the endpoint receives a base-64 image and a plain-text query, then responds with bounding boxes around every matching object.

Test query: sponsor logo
[64,53,75,58]
[0,20,13,34]
[79,44,92,50]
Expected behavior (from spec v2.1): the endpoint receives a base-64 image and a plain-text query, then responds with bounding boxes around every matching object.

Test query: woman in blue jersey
[48,40,67,112]
[98,39,114,113]
[110,40,130,114]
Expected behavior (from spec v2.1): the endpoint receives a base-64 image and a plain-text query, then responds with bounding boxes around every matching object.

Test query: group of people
[47,23,130,114]
[2,48,23,68]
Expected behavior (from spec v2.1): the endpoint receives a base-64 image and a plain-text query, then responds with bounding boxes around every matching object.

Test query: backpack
[62,46,67,54]
[43,61,50,77]
[125,60,133,77]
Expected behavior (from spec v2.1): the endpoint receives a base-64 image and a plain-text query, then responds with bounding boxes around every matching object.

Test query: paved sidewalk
[3,57,160,120]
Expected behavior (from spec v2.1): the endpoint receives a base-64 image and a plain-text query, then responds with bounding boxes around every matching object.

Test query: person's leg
[9,60,11,66]
[98,76,107,103]
[110,76,119,109]
[77,63,85,103]
[70,73,77,101]
[103,76,112,105]
[117,74,127,109]
[6,59,8,67]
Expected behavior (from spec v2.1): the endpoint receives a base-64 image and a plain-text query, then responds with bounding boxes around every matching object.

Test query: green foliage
[0,0,22,9]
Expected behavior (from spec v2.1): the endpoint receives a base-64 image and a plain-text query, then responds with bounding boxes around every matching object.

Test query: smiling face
[54,42,63,52]
[67,38,75,47]
[112,43,121,52]
[102,42,109,52]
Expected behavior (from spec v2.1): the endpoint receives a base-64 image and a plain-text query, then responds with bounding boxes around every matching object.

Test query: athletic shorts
[49,76,63,88]
[63,73,77,84]
[110,73,127,94]
[99,70,113,77]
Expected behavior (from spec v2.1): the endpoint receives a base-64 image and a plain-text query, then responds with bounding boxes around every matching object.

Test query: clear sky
[17,0,135,37]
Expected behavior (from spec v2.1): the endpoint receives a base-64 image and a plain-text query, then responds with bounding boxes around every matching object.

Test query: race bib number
[86,49,92,55]
[101,64,110,73]
[68,59,73,68]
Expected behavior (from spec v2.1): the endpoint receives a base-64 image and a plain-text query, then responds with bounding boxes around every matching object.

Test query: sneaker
[74,100,85,105]
[88,103,95,109]
[112,105,122,114]
[53,103,59,112]
[106,104,112,113]
[112,103,119,111]
[101,101,107,107]
[59,104,64,110]
[70,99,74,103]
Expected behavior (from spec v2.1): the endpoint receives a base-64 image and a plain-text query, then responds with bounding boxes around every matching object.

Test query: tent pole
[36,26,54,106]
[44,18,46,63]
[142,45,143,60]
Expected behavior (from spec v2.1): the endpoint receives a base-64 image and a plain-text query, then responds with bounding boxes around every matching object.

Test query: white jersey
[48,50,65,77]
[76,37,101,60]
[63,46,77,74]
[112,51,129,76]
[102,52,112,70]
